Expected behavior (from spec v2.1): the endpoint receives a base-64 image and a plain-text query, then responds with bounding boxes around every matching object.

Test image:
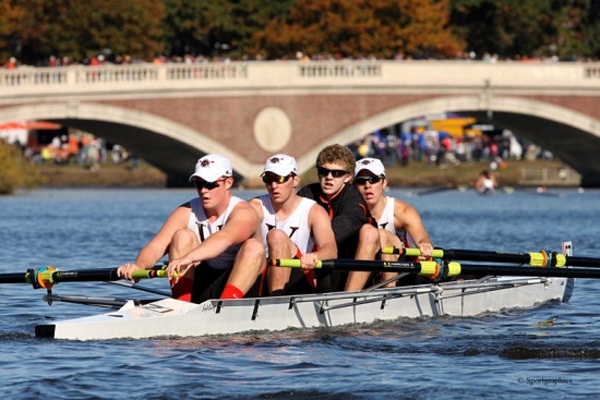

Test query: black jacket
[298,182,374,259]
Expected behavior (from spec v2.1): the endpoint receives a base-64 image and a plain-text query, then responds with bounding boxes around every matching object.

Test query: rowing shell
[36,275,574,340]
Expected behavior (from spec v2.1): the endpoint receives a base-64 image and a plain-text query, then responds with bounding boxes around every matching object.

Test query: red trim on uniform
[170,277,193,302]
[318,194,336,220]
[358,203,373,224]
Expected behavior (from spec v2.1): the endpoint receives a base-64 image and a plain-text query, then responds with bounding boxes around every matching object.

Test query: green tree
[164,0,295,59]
[584,0,600,58]
[5,0,165,65]
[0,0,25,62]
[551,0,595,60]
[254,0,464,60]
[164,0,232,58]
[0,141,42,195]
[450,0,597,60]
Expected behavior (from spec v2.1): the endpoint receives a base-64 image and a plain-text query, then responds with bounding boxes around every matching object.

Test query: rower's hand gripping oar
[268,258,461,281]
[382,246,599,268]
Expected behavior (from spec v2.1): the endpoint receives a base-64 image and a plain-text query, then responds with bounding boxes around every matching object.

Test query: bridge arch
[0,103,263,185]
[2,96,599,187]
[310,96,600,186]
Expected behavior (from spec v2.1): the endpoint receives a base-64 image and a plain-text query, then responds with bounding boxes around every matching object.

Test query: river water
[1,187,599,399]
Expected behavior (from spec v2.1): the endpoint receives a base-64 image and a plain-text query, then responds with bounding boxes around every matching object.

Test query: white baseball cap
[354,158,386,178]
[261,154,299,177]
[189,154,233,182]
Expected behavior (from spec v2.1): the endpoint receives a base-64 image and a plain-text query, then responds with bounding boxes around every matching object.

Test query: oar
[382,247,600,268]
[0,265,168,290]
[270,258,600,279]
[269,258,460,280]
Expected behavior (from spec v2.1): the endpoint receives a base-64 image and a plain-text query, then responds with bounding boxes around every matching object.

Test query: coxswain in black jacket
[298,182,375,292]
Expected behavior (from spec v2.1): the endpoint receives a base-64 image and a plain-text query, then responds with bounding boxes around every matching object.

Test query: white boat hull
[36,276,574,340]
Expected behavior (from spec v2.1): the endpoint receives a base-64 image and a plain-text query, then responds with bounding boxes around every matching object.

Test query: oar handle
[382,247,444,258]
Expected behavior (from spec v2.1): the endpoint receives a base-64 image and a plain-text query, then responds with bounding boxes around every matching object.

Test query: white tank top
[256,194,315,254]
[187,196,244,270]
[377,196,408,246]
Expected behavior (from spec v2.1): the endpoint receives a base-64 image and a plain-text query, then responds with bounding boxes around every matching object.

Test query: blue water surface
[0,187,599,399]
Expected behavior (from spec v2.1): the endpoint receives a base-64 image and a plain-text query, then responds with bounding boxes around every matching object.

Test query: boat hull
[36,276,574,340]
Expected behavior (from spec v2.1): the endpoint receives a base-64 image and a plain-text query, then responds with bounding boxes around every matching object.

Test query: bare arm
[167,201,260,277]
[118,204,191,280]
[297,204,338,269]
[393,198,433,258]
[248,197,265,223]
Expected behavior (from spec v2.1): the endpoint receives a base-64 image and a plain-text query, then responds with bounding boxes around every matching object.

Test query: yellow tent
[429,117,479,137]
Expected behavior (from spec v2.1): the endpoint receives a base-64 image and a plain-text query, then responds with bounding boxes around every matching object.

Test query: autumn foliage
[0,0,598,64]
[255,0,464,59]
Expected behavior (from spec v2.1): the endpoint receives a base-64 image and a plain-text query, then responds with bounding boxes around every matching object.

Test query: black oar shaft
[47,268,121,283]
[320,259,424,273]
[273,258,600,280]
[386,247,600,268]
[272,258,459,279]
[0,273,31,284]
[0,266,168,289]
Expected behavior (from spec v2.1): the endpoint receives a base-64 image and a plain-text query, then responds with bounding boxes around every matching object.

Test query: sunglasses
[317,166,348,178]
[262,174,292,184]
[194,178,225,190]
[354,176,383,185]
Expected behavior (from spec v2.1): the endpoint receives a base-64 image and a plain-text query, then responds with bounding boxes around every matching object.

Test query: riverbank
[33,158,577,188]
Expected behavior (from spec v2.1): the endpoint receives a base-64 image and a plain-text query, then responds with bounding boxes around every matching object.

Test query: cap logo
[269,157,282,164]
[201,159,212,167]
[359,159,372,165]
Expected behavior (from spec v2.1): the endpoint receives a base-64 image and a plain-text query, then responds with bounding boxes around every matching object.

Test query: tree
[254,0,465,60]
[164,0,296,60]
[585,0,600,58]
[5,0,165,65]
[0,0,26,63]
[0,141,42,195]
[449,0,598,60]
[164,0,233,58]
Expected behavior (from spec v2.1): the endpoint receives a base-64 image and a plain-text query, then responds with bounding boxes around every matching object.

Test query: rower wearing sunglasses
[118,154,266,303]
[249,154,338,295]
[297,144,376,293]
[345,157,434,290]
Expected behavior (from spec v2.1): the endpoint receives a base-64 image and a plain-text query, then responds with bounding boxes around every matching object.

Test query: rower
[297,144,375,293]
[117,154,265,303]
[475,170,498,195]
[345,157,434,290]
[249,154,337,295]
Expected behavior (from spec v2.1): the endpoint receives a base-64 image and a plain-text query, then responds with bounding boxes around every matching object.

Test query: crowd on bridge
[3,49,598,70]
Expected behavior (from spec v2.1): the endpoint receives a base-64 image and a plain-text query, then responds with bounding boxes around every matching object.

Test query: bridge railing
[298,61,382,77]
[1,60,599,99]
[0,63,251,93]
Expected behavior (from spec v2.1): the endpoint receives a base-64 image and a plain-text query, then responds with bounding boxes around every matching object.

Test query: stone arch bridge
[1,60,599,186]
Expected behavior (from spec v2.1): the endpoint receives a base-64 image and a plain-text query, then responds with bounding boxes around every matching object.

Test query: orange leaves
[255,0,465,59]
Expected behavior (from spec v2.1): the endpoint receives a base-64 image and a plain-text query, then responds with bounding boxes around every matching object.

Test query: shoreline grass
[32,158,575,189]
